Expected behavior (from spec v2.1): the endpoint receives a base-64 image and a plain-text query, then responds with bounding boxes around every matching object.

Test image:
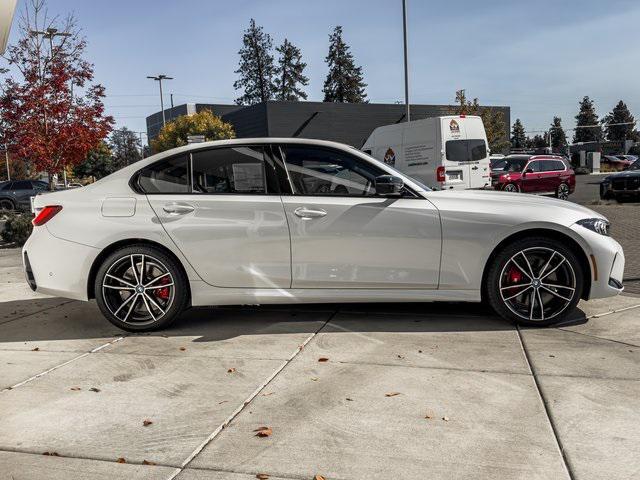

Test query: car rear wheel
[486,237,583,327]
[556,183,570,200]
[0,198,15,210]
[503,183,519,193]
[94,245,189,332]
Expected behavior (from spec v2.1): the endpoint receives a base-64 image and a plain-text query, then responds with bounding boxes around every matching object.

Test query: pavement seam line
[516,325,576,480]
[556,327,640,348]
[0,299,75,326]
[165,310,337,480]
[0,336,125,392]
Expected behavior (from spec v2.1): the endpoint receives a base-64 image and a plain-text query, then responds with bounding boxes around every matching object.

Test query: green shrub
[1,213,33,246]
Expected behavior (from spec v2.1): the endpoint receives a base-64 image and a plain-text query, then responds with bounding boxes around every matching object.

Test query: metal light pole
[402,0,410,122]
[147,75,173,128]
[4,144,9,181]
[30,28,72,188]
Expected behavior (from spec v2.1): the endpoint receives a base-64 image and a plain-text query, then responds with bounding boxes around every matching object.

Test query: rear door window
[445,140,487,162]
[12,181,32,190]
[528,161,543,172]
[191,146,277,194]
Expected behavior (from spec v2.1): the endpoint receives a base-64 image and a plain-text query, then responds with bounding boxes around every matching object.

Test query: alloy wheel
[557,183,569,200]
[504,184,518,193]
[101,253,175,326]
[498,247,576,322]
[0,199,14,210]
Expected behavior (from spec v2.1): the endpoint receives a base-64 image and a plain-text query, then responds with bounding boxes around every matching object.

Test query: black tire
[555,182,570,200]
[94,244,189,332]
[503,183,519,193]
[486,236,584,327]
[0,198,15,211]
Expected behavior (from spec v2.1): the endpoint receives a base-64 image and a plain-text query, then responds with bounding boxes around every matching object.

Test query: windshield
[503,158,529,172]
[491,159,507,169]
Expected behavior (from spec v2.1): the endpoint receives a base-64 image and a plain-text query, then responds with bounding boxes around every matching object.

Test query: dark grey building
[146,101,510,150]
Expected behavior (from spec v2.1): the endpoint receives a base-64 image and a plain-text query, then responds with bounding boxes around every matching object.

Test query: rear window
[445,140,487,162]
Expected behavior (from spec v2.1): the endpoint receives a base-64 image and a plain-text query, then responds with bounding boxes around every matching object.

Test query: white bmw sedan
[23,139,625,331]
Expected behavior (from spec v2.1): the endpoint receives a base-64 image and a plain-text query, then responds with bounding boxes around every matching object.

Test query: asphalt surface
[1,248,640,480]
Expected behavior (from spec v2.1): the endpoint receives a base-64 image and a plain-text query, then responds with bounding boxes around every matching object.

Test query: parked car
[23,138,624,332]
[601,155,632,171]
[491,155,576,199]
[490,156,507,174]
[0,180,48,211]
[615,155,638,163]
[600,159,640,201]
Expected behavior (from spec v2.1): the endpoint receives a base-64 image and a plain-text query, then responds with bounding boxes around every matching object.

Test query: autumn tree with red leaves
[0,0,113,189]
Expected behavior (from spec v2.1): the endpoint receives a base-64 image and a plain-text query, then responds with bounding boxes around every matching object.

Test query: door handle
[294,207,327,219]
[162,203,195,215]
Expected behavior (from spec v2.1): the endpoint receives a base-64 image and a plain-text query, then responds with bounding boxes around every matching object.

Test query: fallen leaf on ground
[262,392,274,396]
[346,397,353,401]
[179,347,186,351]
[254,426,272,437]
[42,452,60,456]
[89,387,101,393]
[116,457,126,463]
[70,387,81,391]
[218,400,228,405]
[385,392,401,397]
[31,347,39,351]
[418,350,423,353]
[142,460,156,465]
[425,413,433,419]
[442,416,450,422]
[227,368,236,373]
[397,354,404,359]
[318,357,329,362]
[256,474,270,479]
[314,475,326,480]
[142,419,153,427]
[311,377,319,381]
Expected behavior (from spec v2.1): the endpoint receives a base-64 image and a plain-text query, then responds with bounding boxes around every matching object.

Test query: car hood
[603,170,640,180]
[423,189,605,225]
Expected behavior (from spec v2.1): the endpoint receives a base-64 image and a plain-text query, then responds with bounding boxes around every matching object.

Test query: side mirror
[523,168,534,175]
[375,175,404,196]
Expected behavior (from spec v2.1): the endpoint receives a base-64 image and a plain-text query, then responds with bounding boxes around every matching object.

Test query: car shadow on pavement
[0,298,590,345]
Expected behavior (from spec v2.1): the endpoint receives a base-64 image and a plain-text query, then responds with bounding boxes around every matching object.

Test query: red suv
[492,155,575,200]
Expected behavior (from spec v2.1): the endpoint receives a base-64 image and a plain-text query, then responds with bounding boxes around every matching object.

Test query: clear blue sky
[6,0,640,142]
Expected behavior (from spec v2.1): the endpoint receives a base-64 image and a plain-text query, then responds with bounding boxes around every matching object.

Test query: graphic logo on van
[383,147,396,166]
[449,119,460,135]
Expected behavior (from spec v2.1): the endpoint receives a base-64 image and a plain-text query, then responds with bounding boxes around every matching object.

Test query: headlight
[577,218,610,236]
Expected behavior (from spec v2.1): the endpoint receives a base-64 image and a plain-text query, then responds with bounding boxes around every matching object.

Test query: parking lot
[1,247,639,480]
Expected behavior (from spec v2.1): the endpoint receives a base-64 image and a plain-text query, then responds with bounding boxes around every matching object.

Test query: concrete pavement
[0,248,639,480]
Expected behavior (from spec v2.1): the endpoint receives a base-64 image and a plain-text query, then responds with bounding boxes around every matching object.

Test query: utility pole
[3,144,9,181]
[402,0,410,122]
[147,75,173,128]
[30,28,72,188]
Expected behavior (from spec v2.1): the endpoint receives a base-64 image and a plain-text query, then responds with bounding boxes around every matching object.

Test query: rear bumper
[22,226,99,301]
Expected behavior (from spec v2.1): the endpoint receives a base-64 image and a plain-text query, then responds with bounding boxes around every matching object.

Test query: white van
[361,115,491,190]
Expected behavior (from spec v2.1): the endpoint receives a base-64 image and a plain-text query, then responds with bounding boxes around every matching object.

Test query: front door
[521,159,544,193]
[141,146,291,289]
[276,144,442,289]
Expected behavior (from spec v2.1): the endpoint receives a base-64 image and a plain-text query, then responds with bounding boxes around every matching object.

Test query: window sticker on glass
[232,163,265,192]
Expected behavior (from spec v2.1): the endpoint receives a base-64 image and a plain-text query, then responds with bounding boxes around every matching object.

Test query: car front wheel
[486,237,584,326]
[503,183,519,193]
[94,245,189,332]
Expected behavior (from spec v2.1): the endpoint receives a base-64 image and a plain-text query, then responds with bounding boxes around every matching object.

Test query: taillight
[32,205,62,226]
[436,166,446,182]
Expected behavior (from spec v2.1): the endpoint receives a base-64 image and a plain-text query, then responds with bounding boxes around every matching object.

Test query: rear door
[276,144,442,289]
[141,145,291,288]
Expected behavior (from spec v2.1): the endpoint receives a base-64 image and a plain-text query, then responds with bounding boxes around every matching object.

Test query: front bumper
[570,223,625,299]
[22,226,99,301]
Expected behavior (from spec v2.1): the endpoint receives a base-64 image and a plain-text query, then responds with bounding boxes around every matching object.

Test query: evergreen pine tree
[274,39,309,101]
[234,19,276,105]
[510,119,527,149]
[550,116,567,149]
[602,100,635,142]
[323,26,367,103]
[573,96,602,143]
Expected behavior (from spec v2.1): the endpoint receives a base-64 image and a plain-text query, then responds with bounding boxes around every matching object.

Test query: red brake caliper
[154,275,171,301]
[505,266,524,295]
